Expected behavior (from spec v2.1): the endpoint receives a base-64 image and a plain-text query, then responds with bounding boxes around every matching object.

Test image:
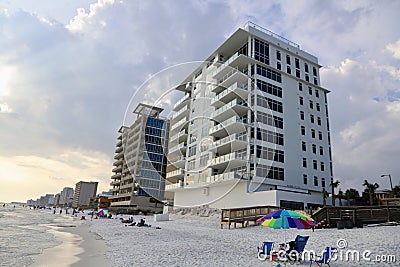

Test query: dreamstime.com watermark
[258,238,397,264]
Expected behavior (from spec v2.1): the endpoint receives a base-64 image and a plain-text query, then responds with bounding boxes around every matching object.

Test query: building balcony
[165,180,184,191]
[211,98,248,122]
[120,183,134,190]
[208,151,248,169]
[211,133,248,154]
[171,105,189,122]
[166,169,185,179]
[212,53,250,79]
[169,129,188,144]
[112,165,123,173]
[114,151,124,160]
[169,155,186,169]
[173,93,191,111]
[168,142,187,155]
[213,67,249,95]
[110,180,120,186]
[116,140,122,147]
[170,117,189,132]
[111,173,122,180]
[211,82,249,108]
[110,187,120,193]
[113,158,124,166]
[209,115,250,138]
[209,171,246,183]
[110,200,131,207]
[117,192,132,198]
[115,146,123,153]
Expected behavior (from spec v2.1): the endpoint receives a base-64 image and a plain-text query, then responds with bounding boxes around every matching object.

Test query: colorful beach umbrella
[97,208,109,217]
[257,209,316,247]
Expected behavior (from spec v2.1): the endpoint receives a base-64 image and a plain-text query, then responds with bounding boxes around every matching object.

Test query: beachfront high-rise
[109,103,169,213]
[72,181,98,208]
[166,22,333,210]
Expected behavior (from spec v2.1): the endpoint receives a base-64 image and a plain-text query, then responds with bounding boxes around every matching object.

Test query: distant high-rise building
[54,193,60,206]
[165,22,333,210]
[109,103,169,213]
[60,187,74,207]
[72,181,98,208]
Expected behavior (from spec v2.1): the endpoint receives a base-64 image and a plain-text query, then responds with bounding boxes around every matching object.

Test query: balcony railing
[212,82,249,104]
[213,133,247,147]
[209,171,244,183]
[166,169,185,179]
[165,180,184,190]
[211,99,248,118]
[212,52,239,77]
[169,129,188,142]
[170,117,187,132]
[209,116,250,135]
[173,93,190,111]
[217,67,248,86]
[169,142,187,154]
[209,151,247,166]
[171,105,189,120]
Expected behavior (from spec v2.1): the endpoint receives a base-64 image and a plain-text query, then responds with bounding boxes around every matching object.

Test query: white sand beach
[32,212,400,266]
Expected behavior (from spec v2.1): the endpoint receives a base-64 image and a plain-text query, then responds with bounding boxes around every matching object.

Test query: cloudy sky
[0,0,399,202]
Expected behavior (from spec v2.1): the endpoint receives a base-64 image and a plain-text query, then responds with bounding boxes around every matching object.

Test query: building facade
[72,181,98,208]
[166,22,333,210]
[59,187,74,207]
[109,103,169,213]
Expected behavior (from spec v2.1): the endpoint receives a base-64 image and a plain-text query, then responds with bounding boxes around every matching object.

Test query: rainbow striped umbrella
[257,209,316,247]
[257,209,316,229]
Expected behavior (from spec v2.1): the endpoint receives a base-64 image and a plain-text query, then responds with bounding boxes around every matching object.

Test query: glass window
[276,50,281,61]
[295,58,300,69]
[314,176,318,186]
[317,117,321,126]
[287,66,291,75]
[277,62,281,70]
[315,89,319,98]
[302,141,306,151]
[296,69,300,78]
[286,55,291,65]
[298,82,303,91]
[301,126,305,135]
[254,39,269,64]
[312,144,317,154]
[308,87,312,95]
[303,174,308,185]
[304,63,309,73]
[321,178,326,188]
[305,74,309,82]
[316,103,320,112]
[302,158,307,167]
[321,162,325,171]
[300,111,304,120]
[313,160,317,170]
[310,114,314,124]
[313,66,317,76]
[311,129,316,138]
[319,131,323,140]
[319,146,324,156]
[299,96,303,105]
[309,100,313,109]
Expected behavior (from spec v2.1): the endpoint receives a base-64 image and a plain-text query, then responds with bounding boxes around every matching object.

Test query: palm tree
[322,187,329,206]
[345,188,360,206]
[337,189,345,206]
[363,180,379,206]
[330,180,340,206]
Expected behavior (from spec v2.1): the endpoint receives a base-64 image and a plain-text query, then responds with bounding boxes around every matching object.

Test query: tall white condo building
[166,22,333,210]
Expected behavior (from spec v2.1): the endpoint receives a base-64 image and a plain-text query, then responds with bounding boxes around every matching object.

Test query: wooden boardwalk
[312,205,400,228]
[220,205,280,229]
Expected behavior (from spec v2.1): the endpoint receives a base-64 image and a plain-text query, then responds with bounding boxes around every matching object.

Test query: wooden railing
[220,205,280,229]
[312,206,400,228]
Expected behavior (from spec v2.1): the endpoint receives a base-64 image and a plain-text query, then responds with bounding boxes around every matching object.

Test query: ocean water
[0,205,73,267]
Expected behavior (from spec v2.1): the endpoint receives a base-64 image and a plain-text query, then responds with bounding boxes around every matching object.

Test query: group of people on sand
[122,217,161,229]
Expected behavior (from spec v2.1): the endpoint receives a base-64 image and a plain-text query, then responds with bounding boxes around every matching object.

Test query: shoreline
[30,219,111,267]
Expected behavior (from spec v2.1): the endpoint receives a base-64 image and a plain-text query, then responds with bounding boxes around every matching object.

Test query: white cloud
[386,39,400,60]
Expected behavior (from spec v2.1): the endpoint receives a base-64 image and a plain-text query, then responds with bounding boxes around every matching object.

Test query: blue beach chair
[309,247,337,266]
[287,235,309,263]
[257,241,274,261]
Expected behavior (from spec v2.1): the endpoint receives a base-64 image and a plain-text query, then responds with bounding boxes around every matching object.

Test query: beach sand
[31,213,400,266]
[31,219,111,267]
